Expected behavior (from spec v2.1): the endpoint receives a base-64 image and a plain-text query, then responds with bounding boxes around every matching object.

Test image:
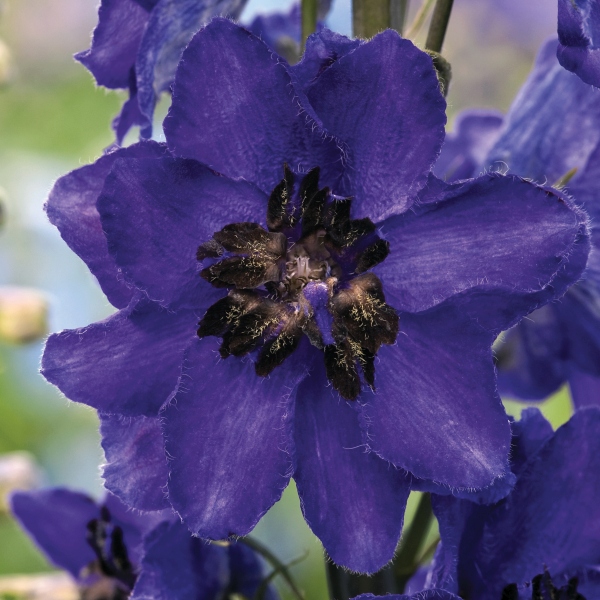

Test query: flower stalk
[352,0,390,39]
[301,0,318,49]
[425,0,454,53]
[390,0,410,35]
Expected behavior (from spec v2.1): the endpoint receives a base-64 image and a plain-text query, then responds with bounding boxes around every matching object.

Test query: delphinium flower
[437,38,600,407]
[558,0,600,87]
[41,21,590,573]
[76,0,248,144]
[10,487,276,600]
[420,407,600,599]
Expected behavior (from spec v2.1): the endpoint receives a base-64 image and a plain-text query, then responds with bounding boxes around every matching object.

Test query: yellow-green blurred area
[0,0,562,597]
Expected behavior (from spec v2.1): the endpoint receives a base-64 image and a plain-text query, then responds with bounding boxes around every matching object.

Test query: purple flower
[438,39,600,407]
[558,0,600,87]
[42,21,589,573]
[76,0,248,144]
[10,487,276,600]
[422,407,600,599]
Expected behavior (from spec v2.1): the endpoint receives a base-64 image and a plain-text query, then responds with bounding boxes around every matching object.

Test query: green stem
[326,559,397,600]
[390,0,410,35]
[393,493,434,592]
[405,0,436,40]
[352,0,390,39]
[240,537,305,600]
[425,0,455,53]
[301,0,318,49]
[253,552,308,600]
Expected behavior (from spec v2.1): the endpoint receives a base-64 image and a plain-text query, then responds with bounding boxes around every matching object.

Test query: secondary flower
[436,39,600,407]
[558,0,600,87]
[42,21,589,573]
[423,407,600,599]
[10,487,276,600]
[77,0,248,144]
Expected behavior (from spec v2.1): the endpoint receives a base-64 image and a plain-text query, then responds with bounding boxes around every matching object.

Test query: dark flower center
[197,165,399,400]
[500,571,586,600]
[79,506,137,600]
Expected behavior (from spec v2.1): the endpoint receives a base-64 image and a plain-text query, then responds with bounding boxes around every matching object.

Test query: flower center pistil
[196,165,399,400]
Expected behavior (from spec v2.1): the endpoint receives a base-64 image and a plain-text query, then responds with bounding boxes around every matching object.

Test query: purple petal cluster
[10,488,276,600]
[42,21,590,573]
[558,0,600,87]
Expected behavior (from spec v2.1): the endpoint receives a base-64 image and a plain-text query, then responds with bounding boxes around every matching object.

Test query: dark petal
[100,414,170,511]
[97,157,267,309]
[302,187,329,236]
[201,256,281,289]
[351,592,462,600]
[267,165,296,232]
[509,408,554,477]
[164,19,343,194]
[163,337,307,539]
[569,368,600,408]
[359,303,511,489]
[45,141,167,309]
[355,239,390,274]
[375,174,589,315]
[10,489,98,577]
[227,543,276,600]
[135,0,248,129]
[433,109,504,182]
[41,297,198,417]
[455,408,600,598]
[255,312,304,377]
[294,357,410,574]
[213,223,286,257]
[323,342,362,400]
[132,519,229,600]
[197,290,261,338]
[112,75,153,145]
[306,30,446,221]
[75,0,149,89]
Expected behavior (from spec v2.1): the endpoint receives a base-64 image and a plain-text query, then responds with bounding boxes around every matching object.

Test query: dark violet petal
[291,28,361,92]
[375,174,589,315]
[569,367,600,407]
[97,157,266,309]
[433,109,504,182]
[558,0,600,87]
[41,297,198,417]
[454,408,600,599]
[228,543,276,600]
[306,30,446,221]
[577,569,600,597]
[486,38,600,185]
[100,414,170,511]
[132,520,229,600]
[112,77,153,145]
[135,0,248,129]
[352,593,461,600]
[165,19,343,194]
[294,357,410,574]
[247,4,302,56]
[10,489,98,577]
[163,337,306,539]
[509,408,554,477]
[359,303,511,489]
[45,141,168,309]
[75,0,150,89]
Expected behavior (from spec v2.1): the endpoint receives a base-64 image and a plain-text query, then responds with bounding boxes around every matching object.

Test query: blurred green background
[0,0,566,597]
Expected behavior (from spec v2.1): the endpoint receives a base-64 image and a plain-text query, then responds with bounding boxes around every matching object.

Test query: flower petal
[10,489,98,577]
[41,297,197,417]
[75,0,150,89]
[98,156,266,309]
[305,29,446,221]
[163,337,305,539]
[375,174,588,314]
[164,18,343,194]
[569,368,600,407]
[100,414,170,511]
[294,357,410,574]
[359,303,511,489]
[45,141,168,308]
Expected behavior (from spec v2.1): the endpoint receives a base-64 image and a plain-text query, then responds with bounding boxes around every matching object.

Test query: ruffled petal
[45,141,168,308]
[41,297,197,417]
[97,156,266,309]
[359,302,511,489]
[75,0,150,89]
[294,357,410,574]
[10,489,98,577]
[164,18,343,194]
[100,414,170,511]
[163,337,306,539]
[433,109,503,182]
[305,30,446,221]
[375,174,589,315]
[132,519,229,600]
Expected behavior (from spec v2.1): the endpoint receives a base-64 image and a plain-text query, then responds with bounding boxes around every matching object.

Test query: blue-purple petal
[569,368,600,407]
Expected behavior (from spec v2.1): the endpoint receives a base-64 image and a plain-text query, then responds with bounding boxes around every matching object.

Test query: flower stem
[390,0,410,35]
[393,493,434,591]
[301,0,318,49]
[405,0,436,40]
[425,0,454,53]
[326,558,398,600]
[352,0,390,39]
